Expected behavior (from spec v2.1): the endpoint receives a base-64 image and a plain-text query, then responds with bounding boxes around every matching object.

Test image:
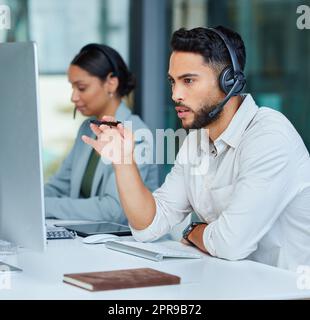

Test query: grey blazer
[44,102,158,223]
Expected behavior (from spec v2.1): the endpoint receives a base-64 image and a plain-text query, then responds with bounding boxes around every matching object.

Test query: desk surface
[1,233,310,300]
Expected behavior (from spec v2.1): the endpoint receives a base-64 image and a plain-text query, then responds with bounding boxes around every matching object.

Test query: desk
[1,234,310,300]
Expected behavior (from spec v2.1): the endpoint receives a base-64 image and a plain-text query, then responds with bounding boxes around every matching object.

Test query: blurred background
[1,0,309,184]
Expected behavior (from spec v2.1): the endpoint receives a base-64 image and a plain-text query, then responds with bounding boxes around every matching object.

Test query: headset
[206,28,246,119]
[80,43,119,77]
[73,43,119,119]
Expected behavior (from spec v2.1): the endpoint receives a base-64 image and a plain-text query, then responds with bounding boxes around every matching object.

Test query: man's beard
[184,102,223,130]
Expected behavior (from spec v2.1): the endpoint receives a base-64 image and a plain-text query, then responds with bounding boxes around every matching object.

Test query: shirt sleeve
[203,131,296,260]
[44,166,128,223]
[45,136,158,223]
[130,144,193,242]
[44,122,86,198]
[44,147,74,198]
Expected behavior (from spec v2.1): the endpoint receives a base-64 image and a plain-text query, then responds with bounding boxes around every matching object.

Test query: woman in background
[44,43,158,223]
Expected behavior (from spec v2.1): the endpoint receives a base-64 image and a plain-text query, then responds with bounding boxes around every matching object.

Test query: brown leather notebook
[63,267,181,291]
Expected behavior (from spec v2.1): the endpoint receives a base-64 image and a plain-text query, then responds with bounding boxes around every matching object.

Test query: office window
[167,0,310,152]
[0,0,28,42]
[28,0,129,73]
[2,0,130,181]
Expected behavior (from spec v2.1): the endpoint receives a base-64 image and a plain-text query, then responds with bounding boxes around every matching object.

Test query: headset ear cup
[220,67,246,95]
[219,66,234,94]
[234,73,246,94]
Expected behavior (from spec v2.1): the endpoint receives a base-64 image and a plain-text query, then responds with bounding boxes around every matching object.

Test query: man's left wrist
[183,222,206,243]
[188,223,207,242]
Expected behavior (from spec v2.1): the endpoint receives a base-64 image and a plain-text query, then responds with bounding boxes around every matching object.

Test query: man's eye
[78,87,86,92]
[184,78,193,84]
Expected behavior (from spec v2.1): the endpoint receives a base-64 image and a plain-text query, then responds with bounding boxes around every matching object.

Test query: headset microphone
[73,106,77,119]
[208,76,244,119]
[206,28,246,120]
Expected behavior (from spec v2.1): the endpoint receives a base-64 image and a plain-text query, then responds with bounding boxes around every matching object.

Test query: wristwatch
[182,222,206,243]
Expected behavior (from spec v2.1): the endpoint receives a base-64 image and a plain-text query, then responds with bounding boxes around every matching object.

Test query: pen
[90,120,122,127]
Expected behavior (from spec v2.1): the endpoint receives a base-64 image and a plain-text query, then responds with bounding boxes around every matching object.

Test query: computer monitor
[0,42,46,251]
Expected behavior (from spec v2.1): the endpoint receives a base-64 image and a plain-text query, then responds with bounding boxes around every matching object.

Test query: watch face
[183,223,194,239]
[183,225,190,235]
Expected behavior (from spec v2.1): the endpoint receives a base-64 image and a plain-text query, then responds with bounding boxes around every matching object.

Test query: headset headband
[81,43,119,77]
[207,28,242,74]
[206,27,246,119]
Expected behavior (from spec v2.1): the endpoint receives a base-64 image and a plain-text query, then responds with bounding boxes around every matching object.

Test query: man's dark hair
[170,26,246,75]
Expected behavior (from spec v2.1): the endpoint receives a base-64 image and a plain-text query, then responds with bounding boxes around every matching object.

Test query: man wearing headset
[82,26,310,271]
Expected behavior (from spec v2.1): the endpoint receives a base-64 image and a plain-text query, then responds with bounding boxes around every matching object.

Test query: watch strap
[182,222,205,243]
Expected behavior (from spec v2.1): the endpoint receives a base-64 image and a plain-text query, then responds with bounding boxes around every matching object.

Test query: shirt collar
[216,94,258,149]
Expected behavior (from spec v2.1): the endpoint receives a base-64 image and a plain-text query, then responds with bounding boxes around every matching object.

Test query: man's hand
[82,115,156,230]
[82,116,135,165]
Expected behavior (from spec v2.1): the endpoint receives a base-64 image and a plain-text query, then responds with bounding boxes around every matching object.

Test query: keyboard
[46,226,76,240]
[105,240,202,261]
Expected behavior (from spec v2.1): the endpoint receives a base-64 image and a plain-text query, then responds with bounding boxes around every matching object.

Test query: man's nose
[171,84,184,103]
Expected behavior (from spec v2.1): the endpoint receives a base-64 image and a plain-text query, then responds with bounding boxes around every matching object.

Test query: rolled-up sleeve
[203,131,296,260]
[130,149,193,242]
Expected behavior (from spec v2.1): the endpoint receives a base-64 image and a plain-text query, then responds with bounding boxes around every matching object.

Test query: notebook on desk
[105,240,202,261]
[63,267,180,291]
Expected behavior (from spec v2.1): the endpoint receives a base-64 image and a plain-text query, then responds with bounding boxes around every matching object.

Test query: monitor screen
[0,42,46,251]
